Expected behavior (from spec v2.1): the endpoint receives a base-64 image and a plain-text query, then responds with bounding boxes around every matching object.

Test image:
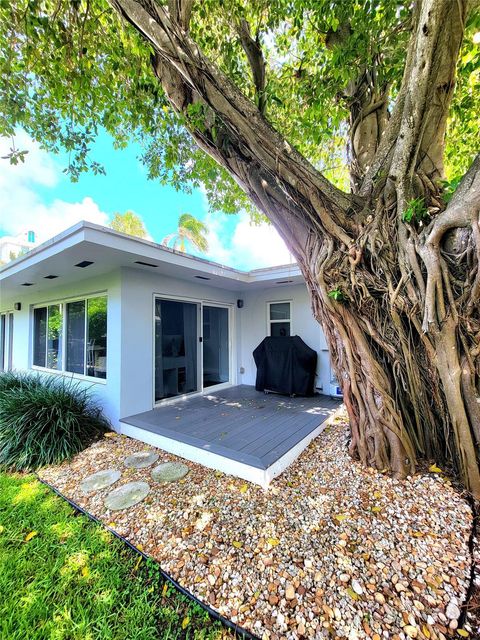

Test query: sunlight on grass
[39,495,61,512]
[0,473,228,640]
[50,521,75,542]
[11,480,43,504]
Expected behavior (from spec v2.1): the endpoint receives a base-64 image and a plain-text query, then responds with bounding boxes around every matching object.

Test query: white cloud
[205,212,294,270]
[0,133,108,243]
[230,215,293,268]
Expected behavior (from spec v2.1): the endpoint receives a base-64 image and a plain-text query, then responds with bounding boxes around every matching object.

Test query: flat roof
[0,221,303,298]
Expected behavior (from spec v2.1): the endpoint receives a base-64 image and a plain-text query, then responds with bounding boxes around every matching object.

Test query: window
[0,314,6,371]
[0,313,14,371]
[33,296,107,379]
[268,301,291,337]
[33,305,63,369]
[86,297,107,378]
[66,301,85,374]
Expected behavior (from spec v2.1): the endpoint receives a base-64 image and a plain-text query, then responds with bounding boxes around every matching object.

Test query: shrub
[0,370,43,394]
[0,372,109,470]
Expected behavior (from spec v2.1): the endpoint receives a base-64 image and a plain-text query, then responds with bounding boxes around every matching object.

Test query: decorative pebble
[151,461,190,483]
[104,481,150,510]
[285,584,295,600]
[445,601,461,620]
[80,469,121,494]
[37,410,473,640]
[124,451,159,469]
[351,579,363,595]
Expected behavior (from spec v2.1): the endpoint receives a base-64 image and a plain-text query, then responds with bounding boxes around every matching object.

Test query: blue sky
[0,130,292,270]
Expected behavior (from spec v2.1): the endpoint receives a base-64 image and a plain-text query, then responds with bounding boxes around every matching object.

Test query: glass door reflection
[154,299,199,401]
[202,305,229,388]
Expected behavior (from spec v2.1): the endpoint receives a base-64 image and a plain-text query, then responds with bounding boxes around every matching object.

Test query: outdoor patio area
[120,385,341,486]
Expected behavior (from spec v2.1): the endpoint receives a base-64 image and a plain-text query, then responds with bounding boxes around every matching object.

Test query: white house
[0,221,341,486]
[0,229,37,263]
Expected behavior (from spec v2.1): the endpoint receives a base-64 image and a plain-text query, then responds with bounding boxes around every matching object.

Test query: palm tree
[162,213,209,253]
[110,211,148,239]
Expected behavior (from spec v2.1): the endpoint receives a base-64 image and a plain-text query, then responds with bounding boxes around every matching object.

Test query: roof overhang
[0,221,303,297]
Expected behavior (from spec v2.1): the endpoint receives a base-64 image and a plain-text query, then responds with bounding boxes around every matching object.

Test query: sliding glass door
[202,305,229,388]
[154,299,199,401]
[154,298,231,403]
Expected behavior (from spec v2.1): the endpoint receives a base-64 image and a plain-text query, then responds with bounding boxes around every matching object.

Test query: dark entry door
[154,299,199,401]
[202,305,229,388]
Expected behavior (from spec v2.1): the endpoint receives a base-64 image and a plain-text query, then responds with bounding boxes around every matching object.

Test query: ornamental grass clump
[0,372,109,470]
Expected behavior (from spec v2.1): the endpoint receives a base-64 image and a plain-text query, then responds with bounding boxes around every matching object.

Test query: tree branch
[236,18,266,114]
[109,0,359,248]
[361,0,468,197]
[167,0,193,32]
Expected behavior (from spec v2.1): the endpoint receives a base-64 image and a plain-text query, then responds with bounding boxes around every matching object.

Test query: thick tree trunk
[110,0,480,497]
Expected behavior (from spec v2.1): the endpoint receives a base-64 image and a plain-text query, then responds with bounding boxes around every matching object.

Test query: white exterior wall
[237,284,331,393]
[0,270,122,426]
[1,264,333,432]
[119,267,240,419]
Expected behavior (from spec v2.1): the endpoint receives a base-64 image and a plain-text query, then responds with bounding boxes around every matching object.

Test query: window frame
[0,312,14,372]
[31,292,107,383]
[266,300,293,337]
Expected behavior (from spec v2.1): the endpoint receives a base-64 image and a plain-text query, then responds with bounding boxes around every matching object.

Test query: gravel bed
[39,413,473,640]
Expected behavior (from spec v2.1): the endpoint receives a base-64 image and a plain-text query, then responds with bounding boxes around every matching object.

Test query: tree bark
[109,0,480,497]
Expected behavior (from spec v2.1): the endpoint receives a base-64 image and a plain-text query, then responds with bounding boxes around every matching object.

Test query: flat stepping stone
[104,481,150,511]
[124,451,159,469]
[152,462,190,483]
[80,469,121,494]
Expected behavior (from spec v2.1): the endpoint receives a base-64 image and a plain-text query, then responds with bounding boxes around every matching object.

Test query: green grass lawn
[0,473,230,640]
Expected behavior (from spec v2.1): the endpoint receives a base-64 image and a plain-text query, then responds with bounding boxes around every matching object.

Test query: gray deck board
[121,385,341,470]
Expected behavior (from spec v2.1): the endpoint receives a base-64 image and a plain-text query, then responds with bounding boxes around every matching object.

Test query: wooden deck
[120,385,341,471]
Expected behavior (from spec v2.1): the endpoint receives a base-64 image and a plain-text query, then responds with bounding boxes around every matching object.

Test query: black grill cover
[253,336,317,397]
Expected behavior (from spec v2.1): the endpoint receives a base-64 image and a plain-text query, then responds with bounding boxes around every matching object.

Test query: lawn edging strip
[36,475,259,640]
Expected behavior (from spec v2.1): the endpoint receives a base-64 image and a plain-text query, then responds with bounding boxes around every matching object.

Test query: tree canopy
[1,1,478,211]
[1,0,480,496]
[110,210,149,238]
[162,213,209,252]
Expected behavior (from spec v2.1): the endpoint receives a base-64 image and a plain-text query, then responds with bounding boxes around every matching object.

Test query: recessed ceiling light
[134,261,158,268]
[44,275,59,279]
[276,279,293,284]
[194,275,210,280]
[21,282,34,286]
[75,260,94,268]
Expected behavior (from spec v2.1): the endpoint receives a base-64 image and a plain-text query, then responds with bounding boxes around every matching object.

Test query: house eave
[0,221,303,299]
